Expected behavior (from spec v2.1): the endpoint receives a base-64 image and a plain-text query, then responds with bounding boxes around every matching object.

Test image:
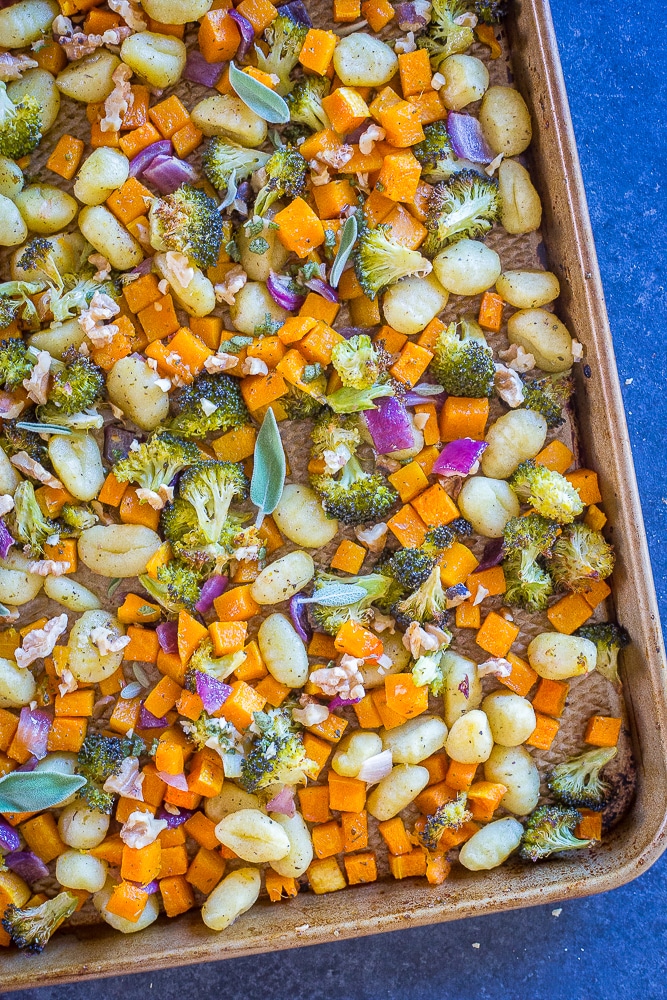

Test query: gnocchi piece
[58,797,111,849]
[191,94,267,146]
[366,764,430,821]
[507,308,574,373]
[527,632,597,680]
[381,715,448,764]
[0,446,19,494]
[95,879,159,933]
[257,613,309,688]
[481,408,548,479]
[201,868,261,931]
[0,156,24,200]
[433,239,501,297]
[14,184,78,234]
[458,817,524,870]
[498,158,542,235]
[0,657,37,708]
[8,68,60,133]
[204,785,260,823]
[56,50,121,103]
[382,273,449,336]
[0,0,59,48]
[74,148,129,206]
[215,809,290,863]
[105,355,170,430]
[67,610,126,684]
[484,744,540,815]
[269,811,314,878]
[0,550,44,607]
[141,0,212,23]
[479,85,532,156]
[153,252,215,317]
[78,525,162,578]
[229,280,288,335]
[56,850,108,892]
[482,691,537,747]
[359,630,411,688]
[48,432,105,501]
[333,33,398,87]
[438,54,489,110]
[495,270,561,309]
[251,551,315,605]
[332,732,383,776]
[44,576,102,612]
[445,709,493,763]
[120,32,187,89]
[78,205,144,271]
[442,651,482,728]
[272,484,339,548]
[0,193,28,246]
[457,476,521,538]
[29,318,87,359]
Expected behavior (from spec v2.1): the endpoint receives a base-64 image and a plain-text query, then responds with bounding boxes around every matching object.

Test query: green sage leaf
[301,583,369,607]
[250,408,286,523]
[228,62,290,124]
[16,422,72,435]
[329,214,358,288]
[0,771,87,814]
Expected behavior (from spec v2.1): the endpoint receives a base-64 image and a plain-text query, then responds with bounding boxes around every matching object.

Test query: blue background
[14,3,667,997]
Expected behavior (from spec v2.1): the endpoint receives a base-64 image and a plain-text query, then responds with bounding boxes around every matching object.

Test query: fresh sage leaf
[228,62,290,124]
[0,771,87,814]
[329,214,358,288]
[301,583,369,607]
[16,421,72,435]
[411,382,445,396]
[0,603,11,616]
[251,409,286,524]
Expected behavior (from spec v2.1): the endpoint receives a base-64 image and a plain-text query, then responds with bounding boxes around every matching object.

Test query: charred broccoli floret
[394,564,451,629]
[550,522,615,592]
[509,460,585,524]
[252,146,308,218]
[160,498,199,545]
[113,432,199,500]
[419,794,472,849]
[416,0,475,69]
[0,81,41,159]
[354,221,432,299]
[519,804,594,861]
[311,454,399,525]
[41,349,105,417]
[547,746,618,810]
[139,559,203,613]
[202,137,271,196]
[521,373,574,428]
[575,622,630,687]
[502,513,560,611]
[8,481,58,556]
[181,711,241,753]
[2,892,77,953]
[388,523,467,590]
[413,121,461,181]
[76,731,147,814]
[240,708,316,791]
[281,383,325,420]
[59,503,98,535]
[430,318,495,397]
[285,75,331,132]
[0,420,48,464]
[423,169,500,257]
[0,338,33,389]
[178,460,249,545]
[330,335,387,391]
[148,184,222,269]
[255,12,309,94]
[168,371,250,439]
[189,637,246,681]
[309,571,394,635]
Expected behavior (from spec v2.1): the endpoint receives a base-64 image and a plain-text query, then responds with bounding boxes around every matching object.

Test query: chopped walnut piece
[103,757,145,801]
[15,613,68,668]
[120,810,168,849]
[494,364,525,407]
[22,350,51,405]
[214,265,247,305]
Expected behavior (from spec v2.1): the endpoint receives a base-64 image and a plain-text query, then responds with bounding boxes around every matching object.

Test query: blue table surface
[14,3,667,998]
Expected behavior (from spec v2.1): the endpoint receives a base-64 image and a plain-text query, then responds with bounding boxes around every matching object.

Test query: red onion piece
[104,425,140,465]
[267,271,305,311]
[128,139,172,178]
[184,50,225,87]
[156,805,194,828]
[476,537,505,572]
[0,819,20,852]
[344,123,367,144]
[195,671,233,713]
[395,1,429,30]
[143,155,199,194]
[5,850,49,882]
[16,707,51,761]
[277,0,312,26]
[304,276,339,302]
[432,438,488,476]
[356,749,393,783]
[228,9,255,61]
[289,593,311,643]
[266,786,296,817]
[402,384,447,408]
[337,326,372,340]
[156,621,178,654]
[157,771,189,791]
[129,258,154,277]
[328,696,361,709]
[136,879,160,894]
[363,396,414,454]
[447,112,496,164]
[195,574,228,614]
[138,704,169,729]
[0,517,13,559]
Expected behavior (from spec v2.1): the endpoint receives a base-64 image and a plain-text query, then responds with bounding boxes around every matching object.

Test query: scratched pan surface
[3,0,667,989]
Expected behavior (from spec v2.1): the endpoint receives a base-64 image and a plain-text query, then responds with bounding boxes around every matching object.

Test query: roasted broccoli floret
[502,513,560,611]
[354,222,432,299]
[189,637,246,681]
[473,0,508,23]
[311,454,399,525]
[252,146,308,218]
[416,0,476,69]
[77,731,147,814]
[59,503,98,535]
[430,318,495,397]
[310,410,361,465]
[0,420,48,464]
[2,892,78,953]
[521,373,574,429]
[181,711,241,753]
[504,555,553,611]
[387,523,465,590]
[16,238,120,324]
[202,137,271,196]
[240,708,316,791]
[423,169,500,257]
[168,372,250,439]
[8,481,57,556]
[394,564,451,629]
[255,12,309,94]
[509,460,585,524]
[309,571,394,635]
[419,794,472,849]
[575,622,630,687]
[281,383,325,420]
[178,460,249,545]
[139,559,203,613]
[0,81,41,159]
[330,335,386,391]
[547,746,618,810]
[113,432,199,501]
[413,121,461,181]
[41,349,105,417]
[0,338,33,389]
[160,497,200,545]
[412,648,450,695]
[519,804,594,861]
[550,522,615,592]
[0,280,44,330]
[148,184,222,269]
[285,75,331,132]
